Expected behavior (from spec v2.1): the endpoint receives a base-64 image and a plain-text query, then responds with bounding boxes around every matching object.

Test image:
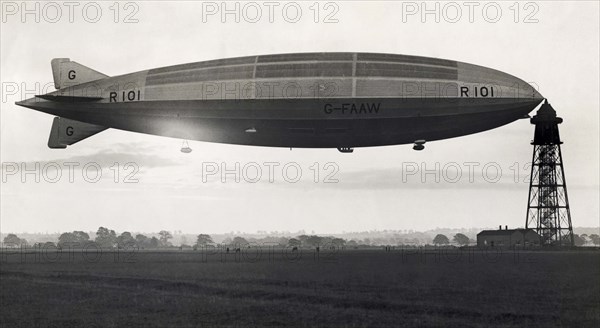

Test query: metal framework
[525,101,573,246]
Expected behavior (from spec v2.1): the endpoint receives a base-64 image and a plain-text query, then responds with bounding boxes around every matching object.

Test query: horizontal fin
[51,58,108,90]
[36,95,103,102]
[48,117,108,149]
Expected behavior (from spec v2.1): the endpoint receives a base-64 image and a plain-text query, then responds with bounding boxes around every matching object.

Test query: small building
[477,226,540,248]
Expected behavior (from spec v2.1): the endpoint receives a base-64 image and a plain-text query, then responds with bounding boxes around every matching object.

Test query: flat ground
[1,248,599,327]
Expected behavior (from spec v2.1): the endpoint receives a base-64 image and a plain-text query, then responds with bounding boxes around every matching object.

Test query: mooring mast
[525,100,573,246]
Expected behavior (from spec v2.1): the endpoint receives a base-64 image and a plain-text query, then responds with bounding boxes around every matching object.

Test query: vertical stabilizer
[48,117,108,149]
[51,58,108,89]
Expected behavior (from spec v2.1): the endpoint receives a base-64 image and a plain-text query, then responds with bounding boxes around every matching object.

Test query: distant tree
[297,235,309,245]
[135,234,149,248]
[158,230,173,247]
[320,236,333,246]
[347,240,358,248]
[332,238,346,247]
[42,241,57,249]
[95,227,117,248]
[58,232,76,246]
[453,233,470,246]
[573,234,585,247]
[148,237,160,249]
[433,234,450,246]
[305,235,323,247]
[3,234,21,247]
[58,231,88,248]
[196,234,214,246]
[117,232,136,248]
[277,237,289,247]
[232,236,248,246]
[288,238,301,247]
[72,231,90,243]
[589,234,600,246]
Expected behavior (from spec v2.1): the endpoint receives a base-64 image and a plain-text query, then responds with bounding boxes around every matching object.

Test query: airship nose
[518,79,543,101]
[531,84,544,100]
[457,62,543,101]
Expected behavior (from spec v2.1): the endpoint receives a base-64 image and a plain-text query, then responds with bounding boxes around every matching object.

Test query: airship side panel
[356,53,457,68]
[356,62,458,80]
[257,52,354,62]
[143,78,354,101]
[142,53,468,101]
[355,80,459,98]
[457,62,521,85]
[146,65,255,85]
[148,55,257,75]
[254,62,353,78]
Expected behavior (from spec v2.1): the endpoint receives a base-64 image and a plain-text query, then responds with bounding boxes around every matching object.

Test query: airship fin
[48,117,108,149]
[51,58,108,90]
[36,95,103,102]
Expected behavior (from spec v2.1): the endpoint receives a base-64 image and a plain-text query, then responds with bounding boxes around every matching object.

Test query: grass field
[1,248,599,327]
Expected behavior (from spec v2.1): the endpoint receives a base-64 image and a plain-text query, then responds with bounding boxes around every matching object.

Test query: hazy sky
[1,1,598,234]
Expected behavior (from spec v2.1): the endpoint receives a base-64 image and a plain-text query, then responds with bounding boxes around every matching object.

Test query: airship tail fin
[48,117,108,149]
[36,94,103,102]
[51,58,109,90]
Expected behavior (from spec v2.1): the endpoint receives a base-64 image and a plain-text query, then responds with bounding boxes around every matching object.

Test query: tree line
[2,227,174,249]
[2,229,599,249]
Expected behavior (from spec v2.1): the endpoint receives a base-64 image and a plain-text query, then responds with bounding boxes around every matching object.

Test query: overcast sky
[1,1,598,234]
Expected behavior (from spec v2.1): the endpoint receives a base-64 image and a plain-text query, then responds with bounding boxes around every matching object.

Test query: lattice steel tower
[525,100,573,246]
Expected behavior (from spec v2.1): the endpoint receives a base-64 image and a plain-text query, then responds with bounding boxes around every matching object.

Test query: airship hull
[16,53,544,149]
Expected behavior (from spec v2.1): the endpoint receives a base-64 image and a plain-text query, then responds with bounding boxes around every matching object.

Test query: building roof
[477,229,537,236]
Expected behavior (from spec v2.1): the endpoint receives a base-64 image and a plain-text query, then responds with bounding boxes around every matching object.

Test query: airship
[16,52,543,152]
